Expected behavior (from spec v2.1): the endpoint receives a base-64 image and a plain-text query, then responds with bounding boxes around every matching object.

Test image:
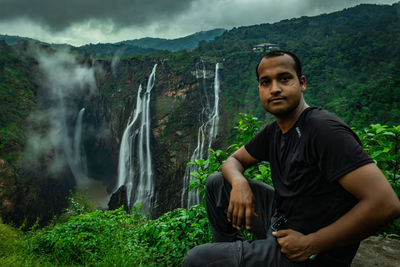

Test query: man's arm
[273,163,400,262]
[222,146,259,230]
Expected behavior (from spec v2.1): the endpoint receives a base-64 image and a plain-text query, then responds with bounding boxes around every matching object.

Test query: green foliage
[188,149,228,206]
[138,205,212,266]
[244,163,273,186]
[64,190,96,217]
[198,3,400,130]
[228,113,264,151]
[0,218,53,266]
[356,124,400,235]
[0,218,22,257]
[29,207,145,265]
[23,204,211,266]
[356,124,400,185]
[0,45,37,162]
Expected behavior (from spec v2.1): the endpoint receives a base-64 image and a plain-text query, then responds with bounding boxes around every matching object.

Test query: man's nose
[270,80,282,94]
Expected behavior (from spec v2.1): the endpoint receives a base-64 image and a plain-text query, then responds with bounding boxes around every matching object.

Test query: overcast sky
[0,0,398,46]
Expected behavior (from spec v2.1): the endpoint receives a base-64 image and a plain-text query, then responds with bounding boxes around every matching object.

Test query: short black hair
[255,50,302,81]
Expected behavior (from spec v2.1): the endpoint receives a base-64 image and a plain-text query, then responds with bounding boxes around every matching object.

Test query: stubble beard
[265,98,301,119]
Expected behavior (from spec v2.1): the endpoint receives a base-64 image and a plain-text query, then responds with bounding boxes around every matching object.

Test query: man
[183,50,400,266]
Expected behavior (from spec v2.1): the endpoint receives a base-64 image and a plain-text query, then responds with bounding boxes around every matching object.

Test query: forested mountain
[0,2,399,227]
[0,34,39,45]
[0,28,226,58]
[117,28,226,51]
[78,28,225,57]
[198,3,400,128]
[77,43,158,58]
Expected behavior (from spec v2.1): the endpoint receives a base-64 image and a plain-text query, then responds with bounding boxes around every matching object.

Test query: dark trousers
[182,172,304,267]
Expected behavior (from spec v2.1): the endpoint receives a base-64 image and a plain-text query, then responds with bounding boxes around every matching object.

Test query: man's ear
[300,75,307,92]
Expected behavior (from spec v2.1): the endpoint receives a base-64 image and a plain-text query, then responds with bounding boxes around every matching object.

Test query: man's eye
[260,80,270,86]
[280,77,290,82]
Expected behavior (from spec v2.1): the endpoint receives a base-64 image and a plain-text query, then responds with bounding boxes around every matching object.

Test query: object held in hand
[270,215,288,232]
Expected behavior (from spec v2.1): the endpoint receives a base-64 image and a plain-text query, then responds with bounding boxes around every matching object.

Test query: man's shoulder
[260,120,279,134]
[301,107,361,147]
[302,107,347,128]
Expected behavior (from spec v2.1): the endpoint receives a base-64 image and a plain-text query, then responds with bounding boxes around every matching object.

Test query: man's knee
[183,243,241,267]
[182,245,206,267]
[205,172,224,194]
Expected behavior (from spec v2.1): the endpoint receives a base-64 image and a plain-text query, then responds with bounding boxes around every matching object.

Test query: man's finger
[232,204,239,227]
[227,202,233,222]
[245,206,253,229]
[236,206,245,229]
[252,210,258,217]
[272,230,289,238]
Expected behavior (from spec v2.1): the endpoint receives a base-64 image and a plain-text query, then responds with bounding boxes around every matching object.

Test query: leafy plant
[64,190,96,216]
[228,113,264,151]
[26,203,211,266]
[29,206,145,265]
[187,149,228,206]
[356,124,400,235]
[356,124,400,189]
[137,205,212,266]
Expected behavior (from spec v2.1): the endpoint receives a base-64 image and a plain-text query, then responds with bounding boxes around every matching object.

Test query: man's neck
[275,101,309,134]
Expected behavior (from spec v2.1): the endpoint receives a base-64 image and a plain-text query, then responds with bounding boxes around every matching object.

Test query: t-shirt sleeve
[244,124,271,161]
[311,115,373,183]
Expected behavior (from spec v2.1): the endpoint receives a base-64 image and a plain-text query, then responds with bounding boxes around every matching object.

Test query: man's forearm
[222,155,247,186]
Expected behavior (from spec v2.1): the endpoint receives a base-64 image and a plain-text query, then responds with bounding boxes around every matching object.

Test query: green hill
[118,28,226,51]
[198,2,400,128]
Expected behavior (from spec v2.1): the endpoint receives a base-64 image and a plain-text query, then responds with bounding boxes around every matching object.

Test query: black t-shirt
[245,107,374,266]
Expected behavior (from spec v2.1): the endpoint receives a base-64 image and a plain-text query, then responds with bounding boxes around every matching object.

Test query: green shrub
[27,204,211,266]
[29,207,143,265]
[137,205,212,266]
[0,219,53,266]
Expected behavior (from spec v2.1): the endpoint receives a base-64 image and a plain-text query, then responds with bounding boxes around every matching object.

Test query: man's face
[257,55,306,117]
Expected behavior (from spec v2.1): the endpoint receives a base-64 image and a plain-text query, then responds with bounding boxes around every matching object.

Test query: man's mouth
[268,97,286,103]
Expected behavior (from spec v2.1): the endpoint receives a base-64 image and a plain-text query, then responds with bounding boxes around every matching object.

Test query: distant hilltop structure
[253,43,279,52]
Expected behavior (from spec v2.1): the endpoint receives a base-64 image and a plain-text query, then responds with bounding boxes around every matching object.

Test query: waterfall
[115,64,157,214]
[181,62,220,208]
[57,105,89,188]
[73,108,89,186]
[35,50,97,188]
[115,85,143,207]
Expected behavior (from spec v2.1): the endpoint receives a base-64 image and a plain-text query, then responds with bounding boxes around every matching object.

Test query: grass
[0,204,212,267]
[0,220,53,266]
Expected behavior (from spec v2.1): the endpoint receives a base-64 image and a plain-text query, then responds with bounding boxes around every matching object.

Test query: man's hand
[227,178,257,230]
[272,229,316,262]
[222,146,260,230]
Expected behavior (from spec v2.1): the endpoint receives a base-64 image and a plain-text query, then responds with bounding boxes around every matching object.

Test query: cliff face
[97,56,225,216]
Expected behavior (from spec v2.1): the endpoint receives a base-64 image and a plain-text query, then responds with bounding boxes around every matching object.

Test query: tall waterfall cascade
[181,62,220,208]
[72,108,89,187]
[115,64,157,214]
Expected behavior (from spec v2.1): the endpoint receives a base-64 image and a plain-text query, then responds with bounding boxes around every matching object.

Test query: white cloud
[0,0,398,45]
